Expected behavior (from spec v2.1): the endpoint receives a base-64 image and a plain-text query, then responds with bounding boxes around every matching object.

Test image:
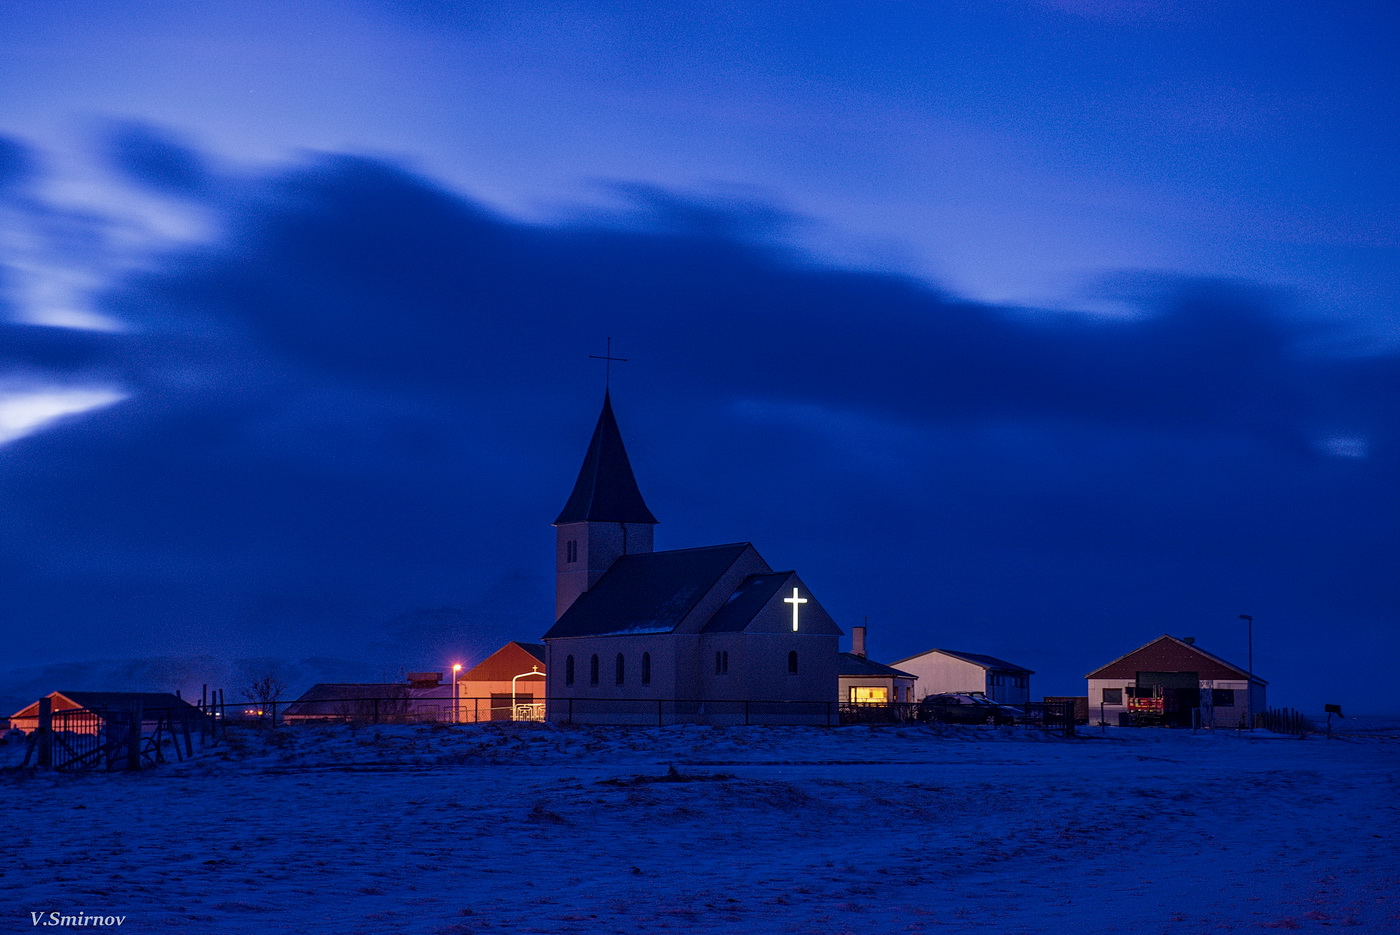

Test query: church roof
[836,653,917,679]
[544,543,756,639]
[554,392,658,525]
[702,572,795,632]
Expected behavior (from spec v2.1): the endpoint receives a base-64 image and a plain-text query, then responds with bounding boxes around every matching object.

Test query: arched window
[589,654,599,686]
[565,655,575,686]
[641,653,651,685]
[787,651,798,674]
[615,653,626,686]
[566,540,578,563]
[715,651,724,675]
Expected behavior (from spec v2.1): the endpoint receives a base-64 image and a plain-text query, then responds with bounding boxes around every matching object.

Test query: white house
[889,648,1033,705]
[542,393,842,726]
[1086,634,1266,728]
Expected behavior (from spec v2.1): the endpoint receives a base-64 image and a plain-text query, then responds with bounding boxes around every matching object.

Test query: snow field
[6,722,1398,934]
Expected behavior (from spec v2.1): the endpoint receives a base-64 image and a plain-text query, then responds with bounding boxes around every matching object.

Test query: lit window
[850,686,888,704]
[1102,688,1123,705]
[589,655,599,686]
[565,655,575,686]
[641,653,651,685]
[615,653,625,686]
[788,651,798,674]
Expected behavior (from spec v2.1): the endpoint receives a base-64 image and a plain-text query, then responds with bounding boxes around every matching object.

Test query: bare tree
[242,675,287,712]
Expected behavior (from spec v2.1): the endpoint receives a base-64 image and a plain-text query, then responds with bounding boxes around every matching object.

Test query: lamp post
[451,663,462,724]
[1237,615,1253,678]
[1238,615,1253,729]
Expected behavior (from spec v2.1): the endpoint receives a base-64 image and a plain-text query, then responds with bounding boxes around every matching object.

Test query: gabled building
[455,642,546,722]
[1086,634,1266,728]
[542,393,843,725]
[889,648,1033,705]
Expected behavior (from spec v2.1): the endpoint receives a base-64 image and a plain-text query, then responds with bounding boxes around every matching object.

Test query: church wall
[545,634,690,725]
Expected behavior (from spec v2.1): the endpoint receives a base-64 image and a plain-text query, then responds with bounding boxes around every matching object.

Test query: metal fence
[220,695,1073,734]
[841,700,1076,736]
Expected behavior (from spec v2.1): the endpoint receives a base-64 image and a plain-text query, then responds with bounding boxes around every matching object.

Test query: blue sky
[0,0,1396,711]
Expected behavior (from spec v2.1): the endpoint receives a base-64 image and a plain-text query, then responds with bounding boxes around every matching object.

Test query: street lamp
[1238,615,1253,729]
[451,663,462,724]
[1237,615,1253,678]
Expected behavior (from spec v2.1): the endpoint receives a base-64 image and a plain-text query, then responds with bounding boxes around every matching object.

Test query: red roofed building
[1086,634,1266,728]
[455,642,546,722]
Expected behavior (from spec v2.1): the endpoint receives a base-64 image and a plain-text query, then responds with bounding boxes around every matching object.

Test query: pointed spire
[554,392,659,525]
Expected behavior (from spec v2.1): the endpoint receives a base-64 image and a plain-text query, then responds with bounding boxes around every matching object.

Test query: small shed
[8,691,202,735]
[1085,634,1266,728]
[455,642,547,722]
[889,649,1034,705]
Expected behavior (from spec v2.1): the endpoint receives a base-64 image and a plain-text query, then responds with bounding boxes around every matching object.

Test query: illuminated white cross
[784,587,808,631]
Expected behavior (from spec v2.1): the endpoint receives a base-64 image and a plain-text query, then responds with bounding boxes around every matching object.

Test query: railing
[513,703,546,721]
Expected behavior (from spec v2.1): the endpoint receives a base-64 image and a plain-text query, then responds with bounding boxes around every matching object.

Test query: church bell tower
[553,392,658,619]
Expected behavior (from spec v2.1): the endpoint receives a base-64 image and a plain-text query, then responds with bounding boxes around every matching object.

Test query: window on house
[565,655,575,686]
[589,654,599,686]
[1212,688,1236,706]
[1102,688,1123,705]
[788,651,798,674]
[615,653,625,686]
[566,540,578,563]
[714,650,729,675]
[850,686,888,704]
[641,653,651,685]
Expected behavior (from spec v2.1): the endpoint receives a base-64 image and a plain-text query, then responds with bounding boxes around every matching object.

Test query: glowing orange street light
[451,663,463,724]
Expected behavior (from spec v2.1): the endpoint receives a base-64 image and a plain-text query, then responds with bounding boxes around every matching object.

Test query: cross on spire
[588,337,628,390]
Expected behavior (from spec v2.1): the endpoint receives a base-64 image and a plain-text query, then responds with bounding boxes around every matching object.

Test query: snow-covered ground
[6,721,1398,934]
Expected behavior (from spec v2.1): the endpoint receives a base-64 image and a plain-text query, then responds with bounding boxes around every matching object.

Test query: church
[541,393,844,725]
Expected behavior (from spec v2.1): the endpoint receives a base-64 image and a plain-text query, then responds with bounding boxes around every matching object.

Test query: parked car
[916,693,1021,726]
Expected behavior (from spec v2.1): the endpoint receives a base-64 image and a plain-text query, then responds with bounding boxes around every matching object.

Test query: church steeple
[554,391,658,525]
[553,393,658,619]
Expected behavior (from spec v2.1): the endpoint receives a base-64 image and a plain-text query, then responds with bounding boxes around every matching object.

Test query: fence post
[271,700,279,728]
[37,697,53,769]
[126,704,143,771]
[658,700,663,728]
[372,697,380,725]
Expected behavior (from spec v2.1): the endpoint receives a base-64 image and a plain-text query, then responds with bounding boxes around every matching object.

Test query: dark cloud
[98,120,214,198]
[2,137,1396,712]
[0,134,37,194]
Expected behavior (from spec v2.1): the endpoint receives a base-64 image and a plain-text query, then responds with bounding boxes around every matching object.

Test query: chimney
[1182,637,1195,645]
[852,626,867,658]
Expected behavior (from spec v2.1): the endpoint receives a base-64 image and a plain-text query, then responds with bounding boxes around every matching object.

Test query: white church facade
[542,393,843,725]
